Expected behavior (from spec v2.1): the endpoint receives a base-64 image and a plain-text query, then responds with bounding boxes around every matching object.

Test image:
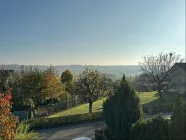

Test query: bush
[15,122,39,140]
[0,89,18,140]
[103,75,143,140]
[25,111,103,129]
[170,93,186,140]
[131,114,171,140]
[95,125,107,140]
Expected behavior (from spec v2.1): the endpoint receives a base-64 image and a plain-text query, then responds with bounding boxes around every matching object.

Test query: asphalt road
[37,120,104,140]
[37,112,172,140]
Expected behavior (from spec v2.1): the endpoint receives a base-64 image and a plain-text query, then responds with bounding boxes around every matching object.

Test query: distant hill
[0,64,141,81]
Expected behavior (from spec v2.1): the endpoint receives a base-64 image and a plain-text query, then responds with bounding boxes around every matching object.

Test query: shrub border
[25,103,174,130]
[25,112,104,130]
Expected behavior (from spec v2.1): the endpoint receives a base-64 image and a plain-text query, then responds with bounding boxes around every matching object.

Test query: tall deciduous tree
[61,70,73,85]
[0,68,15,91]
[139,52,184,100]
[14,67,65,110]
[103,74,143,140]
[75,67,108,113]
[61,69,74,94]
[133,73,155,92]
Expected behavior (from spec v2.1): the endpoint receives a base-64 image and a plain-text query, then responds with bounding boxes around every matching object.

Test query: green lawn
[49,91,177,118]
[139,91,159,104]
[49,99,104,118]
[139,91,176,105]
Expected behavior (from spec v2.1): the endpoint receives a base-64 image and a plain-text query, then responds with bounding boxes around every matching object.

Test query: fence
[66,95,86,109]
[38,95,86,117]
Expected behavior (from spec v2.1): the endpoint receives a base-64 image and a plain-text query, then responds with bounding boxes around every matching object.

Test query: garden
[0,52,185,139]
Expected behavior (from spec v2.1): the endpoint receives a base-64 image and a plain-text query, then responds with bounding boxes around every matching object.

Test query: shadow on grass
[142,92,177,114]
[144,92,177,106]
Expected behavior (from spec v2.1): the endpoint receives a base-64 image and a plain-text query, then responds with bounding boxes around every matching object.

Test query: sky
[0,0,185,65]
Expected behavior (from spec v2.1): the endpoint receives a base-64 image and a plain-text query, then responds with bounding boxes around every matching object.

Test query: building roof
[175,63,186,71]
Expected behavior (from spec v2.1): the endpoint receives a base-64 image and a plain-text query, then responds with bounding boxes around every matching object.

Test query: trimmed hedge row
[25,112,104,129]
[25,103,174,130]
[142,104,173,114]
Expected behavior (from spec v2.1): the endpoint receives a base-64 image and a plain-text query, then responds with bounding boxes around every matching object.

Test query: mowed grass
[49,91,176,118]
[139,91,159,104]
[49,99,104,118]
[139,91,177,105]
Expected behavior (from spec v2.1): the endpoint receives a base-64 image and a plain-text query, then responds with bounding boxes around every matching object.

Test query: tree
[171,93,186,140]
[103,74,143,140]
[112,79,121,92]
[60,70,76,106]
[0,89,18,140]
[133,73,155,92]
[131,114,171,140]
[61,69,73,85]
[75,67,108,113]
[139,52,184,100]
[60,69,74,94]
[13,67,65,111]
[0,69,15,91]
[11,71,26,108]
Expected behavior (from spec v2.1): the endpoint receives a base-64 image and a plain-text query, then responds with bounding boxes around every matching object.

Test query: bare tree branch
[138,52,184,100]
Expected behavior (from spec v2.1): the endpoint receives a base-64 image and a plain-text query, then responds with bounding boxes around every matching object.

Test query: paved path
[144,112,172,120]
[37,112,172,140]
[37,121,104,140]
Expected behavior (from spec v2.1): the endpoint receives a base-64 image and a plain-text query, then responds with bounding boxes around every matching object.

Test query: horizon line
[1,64,139,67]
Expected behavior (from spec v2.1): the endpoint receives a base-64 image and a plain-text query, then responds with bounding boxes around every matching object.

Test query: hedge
[131,114,171,140]
[24,111,104,130]
[24,103,174,130]
[142,103,173,114]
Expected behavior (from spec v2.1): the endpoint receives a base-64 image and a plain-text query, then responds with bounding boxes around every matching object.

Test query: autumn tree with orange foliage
[0,89,18,140]
[14,67,65,110]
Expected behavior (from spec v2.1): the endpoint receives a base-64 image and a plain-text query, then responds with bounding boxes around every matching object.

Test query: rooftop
[175,63,186,71]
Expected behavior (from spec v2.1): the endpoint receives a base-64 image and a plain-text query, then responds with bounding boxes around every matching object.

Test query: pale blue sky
[0,0,185,65]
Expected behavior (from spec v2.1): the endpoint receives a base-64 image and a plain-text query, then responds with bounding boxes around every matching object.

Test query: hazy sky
[0,0,185,65]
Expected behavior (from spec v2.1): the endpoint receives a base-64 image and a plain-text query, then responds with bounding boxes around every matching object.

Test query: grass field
[49,91,177,118]
[49,99,104,118]
[139,91,176,105]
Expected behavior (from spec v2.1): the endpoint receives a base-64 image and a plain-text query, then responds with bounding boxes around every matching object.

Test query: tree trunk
[158,88,163,102]
[66,95,68,109]
[35,103,39,110]
[34,103,39,119]
[89,101,93,113]
[30,106,34,119]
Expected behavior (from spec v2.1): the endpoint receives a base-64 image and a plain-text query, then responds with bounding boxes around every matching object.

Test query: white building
[168,63,186,94]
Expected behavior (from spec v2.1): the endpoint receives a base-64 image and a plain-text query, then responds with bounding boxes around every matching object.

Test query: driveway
[144,112,172,120]
[37,112,172,140]
[37,120,104,140]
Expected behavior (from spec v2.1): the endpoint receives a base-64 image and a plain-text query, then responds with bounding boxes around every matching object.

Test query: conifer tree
[103,74,143,140]
[171,93,186,140]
